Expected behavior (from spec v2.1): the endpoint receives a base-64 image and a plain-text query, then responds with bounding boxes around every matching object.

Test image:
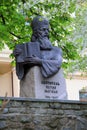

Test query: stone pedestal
[20,66,68,100]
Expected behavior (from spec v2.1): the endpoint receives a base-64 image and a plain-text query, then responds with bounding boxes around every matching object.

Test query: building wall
[66,78,87,100]
[0,72,12,97]
[0,46,19,97]
[12,68,20,97]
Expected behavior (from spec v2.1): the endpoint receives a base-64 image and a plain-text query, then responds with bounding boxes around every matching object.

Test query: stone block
[20,66,68,100]
[0,121,7,129]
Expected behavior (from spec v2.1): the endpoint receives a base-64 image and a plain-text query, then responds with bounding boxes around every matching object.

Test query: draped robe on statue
[14,40,62,80]
[41,46,62,78]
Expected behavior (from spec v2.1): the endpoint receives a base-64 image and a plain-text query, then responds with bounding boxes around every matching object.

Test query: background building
[0,46,20,97]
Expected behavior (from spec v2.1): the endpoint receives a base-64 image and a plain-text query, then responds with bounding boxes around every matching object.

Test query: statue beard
[31,32,52,50]
[38,36,52,50]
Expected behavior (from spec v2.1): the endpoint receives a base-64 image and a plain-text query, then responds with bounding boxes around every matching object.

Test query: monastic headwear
[31,16,49,31]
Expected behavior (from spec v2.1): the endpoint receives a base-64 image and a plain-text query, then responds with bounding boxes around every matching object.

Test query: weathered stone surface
[0,97,87,130]
[8,107,26,113]
[20,66,67,100]
[0,121,7,129]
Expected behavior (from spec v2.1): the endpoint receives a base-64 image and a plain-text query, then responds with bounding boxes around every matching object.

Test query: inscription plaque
[20,66,68,100]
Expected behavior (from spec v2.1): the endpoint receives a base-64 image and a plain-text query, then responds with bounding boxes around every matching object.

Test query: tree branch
[9,32,23,39]
[0,14,23,39]
[0,14,5,24]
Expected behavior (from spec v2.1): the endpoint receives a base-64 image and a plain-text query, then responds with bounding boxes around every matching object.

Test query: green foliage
[0,0,87,74]
[68,0,87,74]
[0,100,2,106]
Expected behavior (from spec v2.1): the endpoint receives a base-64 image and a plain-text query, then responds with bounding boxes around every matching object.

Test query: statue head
[31,16,49,39]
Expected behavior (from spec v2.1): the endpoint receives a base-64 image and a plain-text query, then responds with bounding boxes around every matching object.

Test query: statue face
[37,25,49,38]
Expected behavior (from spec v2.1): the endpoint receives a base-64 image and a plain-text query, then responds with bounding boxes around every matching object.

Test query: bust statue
[13,16,62,79]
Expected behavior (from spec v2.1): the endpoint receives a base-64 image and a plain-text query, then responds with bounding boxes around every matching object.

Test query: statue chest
[41,49,56,60]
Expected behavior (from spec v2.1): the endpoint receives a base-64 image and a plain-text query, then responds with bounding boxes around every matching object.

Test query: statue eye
[39,27,49,32]
[44,28,49,32]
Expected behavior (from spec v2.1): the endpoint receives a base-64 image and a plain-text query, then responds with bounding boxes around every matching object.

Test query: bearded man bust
[13,16,62,80]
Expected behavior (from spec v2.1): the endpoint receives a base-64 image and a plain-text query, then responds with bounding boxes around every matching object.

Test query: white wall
[0,72,12,96]
[66,78,87,100]
[12,69,20,97]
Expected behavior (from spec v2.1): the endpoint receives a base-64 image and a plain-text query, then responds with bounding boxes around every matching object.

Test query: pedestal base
[20,66,68,100]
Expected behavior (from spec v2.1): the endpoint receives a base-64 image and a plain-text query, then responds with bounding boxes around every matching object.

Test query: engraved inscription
[41,80,60,99]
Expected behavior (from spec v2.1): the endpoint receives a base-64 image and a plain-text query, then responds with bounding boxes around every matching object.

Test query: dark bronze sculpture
[13,16,62,79]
